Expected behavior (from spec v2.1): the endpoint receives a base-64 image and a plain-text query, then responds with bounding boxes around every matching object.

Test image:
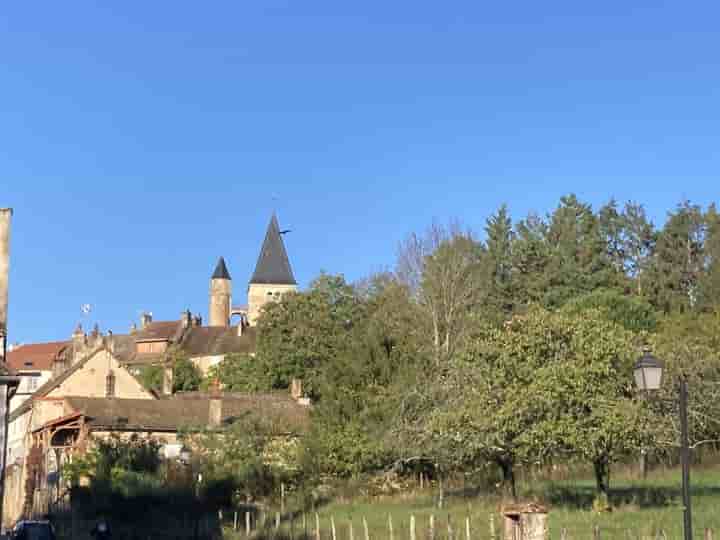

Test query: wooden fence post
[234,511,239,532]
[705,529,714,540]
[246,511,251,536]
[593,525,600,540]
[465,516,470,540]
[560,528,568,540]
[389,514,394,540]
[489,514,495,540]
[447,515,453,540]
[331,516,337,540]
[281,483,286,515]
[411,515,416,540]
[363,516,370,540]
[350,520,355,540]
[316,512,321,540]
[429,515,435,540]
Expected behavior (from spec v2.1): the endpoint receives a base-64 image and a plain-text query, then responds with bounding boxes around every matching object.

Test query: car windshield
[20,524,53,540]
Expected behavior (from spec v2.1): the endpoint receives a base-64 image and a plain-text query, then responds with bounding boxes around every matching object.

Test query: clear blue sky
[2,1,719,343]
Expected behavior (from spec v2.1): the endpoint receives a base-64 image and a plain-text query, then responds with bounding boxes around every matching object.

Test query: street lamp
[634,351,692,540]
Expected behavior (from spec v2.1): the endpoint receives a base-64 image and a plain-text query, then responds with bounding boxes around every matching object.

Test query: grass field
[233,464,720,540]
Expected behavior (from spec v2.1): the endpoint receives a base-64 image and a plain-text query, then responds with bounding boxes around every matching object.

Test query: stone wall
[247,283,297,325]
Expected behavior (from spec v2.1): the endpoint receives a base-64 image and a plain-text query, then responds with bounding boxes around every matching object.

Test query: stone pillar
[0,208,11,356]
[209,380,222,427]
[162,364,173,396]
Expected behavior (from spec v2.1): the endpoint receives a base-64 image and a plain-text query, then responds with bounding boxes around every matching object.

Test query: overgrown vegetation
[75,196,720,525]
[234,196,720,506]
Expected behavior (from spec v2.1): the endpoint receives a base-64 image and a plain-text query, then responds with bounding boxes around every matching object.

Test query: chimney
[140,312,153,329]
[290,379,303,400]
[181,309,192,328]
[162,363,173,396]
[71,324,87,364]
[106,330,114,353]
[0,208,11,359]
[209,379,222,427]
[130,322,137,334]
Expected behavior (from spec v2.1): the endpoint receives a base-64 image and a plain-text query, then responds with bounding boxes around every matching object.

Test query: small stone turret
[209,257,232,327]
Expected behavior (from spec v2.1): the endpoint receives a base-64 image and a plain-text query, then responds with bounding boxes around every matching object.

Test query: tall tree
[698,204,720,310]
[511,213,549,307]
[397,222,486,365]
[542,194,619,307]
[646,201,706,313]
[621,201,656,296]
[254,273,365,396]
[485,204,516,321]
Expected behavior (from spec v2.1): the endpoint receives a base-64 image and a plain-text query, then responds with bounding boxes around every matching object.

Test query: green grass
[225,465,720,540]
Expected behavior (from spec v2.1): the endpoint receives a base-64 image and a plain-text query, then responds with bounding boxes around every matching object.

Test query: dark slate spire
[250,214,297,285]
[211,257,232,280]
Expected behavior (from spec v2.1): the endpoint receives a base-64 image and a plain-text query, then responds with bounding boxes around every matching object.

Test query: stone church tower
[247,214,297,325]
[209,257,232,327]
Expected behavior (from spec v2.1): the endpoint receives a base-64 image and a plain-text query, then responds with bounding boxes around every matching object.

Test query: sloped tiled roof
[181,326,256,356]
[134,321,182,342]
[250,214,297,285]
[9,343,153,422]
[64,393,309,433]
[6,341,69,371]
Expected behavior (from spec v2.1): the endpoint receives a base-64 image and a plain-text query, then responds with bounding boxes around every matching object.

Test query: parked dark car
[10,521,55,540]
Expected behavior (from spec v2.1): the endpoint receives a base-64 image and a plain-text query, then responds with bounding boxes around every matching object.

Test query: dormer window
[136,341,168,354]
[24,362,33,367]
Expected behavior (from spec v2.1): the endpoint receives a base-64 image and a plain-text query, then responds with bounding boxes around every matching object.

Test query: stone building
[1,213,305,526]
[5,342,67,413]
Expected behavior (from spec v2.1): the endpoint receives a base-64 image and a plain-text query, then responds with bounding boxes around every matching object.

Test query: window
[27,376,39,392]
[106,371,116,398]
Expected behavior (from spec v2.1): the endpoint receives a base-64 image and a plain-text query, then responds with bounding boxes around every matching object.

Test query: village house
[2,214,305,527]
[5,342,70,413]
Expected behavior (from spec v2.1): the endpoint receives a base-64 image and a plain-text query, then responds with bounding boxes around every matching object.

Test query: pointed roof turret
[250,214,297,285]
[212,257,232,280]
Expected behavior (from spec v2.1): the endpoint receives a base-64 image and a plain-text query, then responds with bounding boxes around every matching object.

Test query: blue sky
[2,1,719,343]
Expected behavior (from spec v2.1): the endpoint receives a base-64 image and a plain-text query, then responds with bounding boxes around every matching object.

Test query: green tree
[173,356,202,392]
[254,273,365,396]
[204,353,260,392]
[561,288,658,332]
[138,365,163,393]
[542,194,620,307]
[511,213,550,307]
[397,308,644,500]
[397,222,487,365]
[484,204,516,321]
[646,201,706,313]
[698,204,720,310]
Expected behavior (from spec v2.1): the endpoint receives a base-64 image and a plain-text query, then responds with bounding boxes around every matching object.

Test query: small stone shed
[502,502,548,540]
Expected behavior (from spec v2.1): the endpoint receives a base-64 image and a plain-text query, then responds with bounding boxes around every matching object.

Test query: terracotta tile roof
[64,393,310,433]
[6,341,69,371]
[134,321,182,342]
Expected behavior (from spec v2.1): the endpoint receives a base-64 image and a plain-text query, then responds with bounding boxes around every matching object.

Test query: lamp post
[634,351,692,540]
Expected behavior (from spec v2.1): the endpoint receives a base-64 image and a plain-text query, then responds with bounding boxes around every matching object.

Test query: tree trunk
[593,457,610,497]
[498,459,517,501]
